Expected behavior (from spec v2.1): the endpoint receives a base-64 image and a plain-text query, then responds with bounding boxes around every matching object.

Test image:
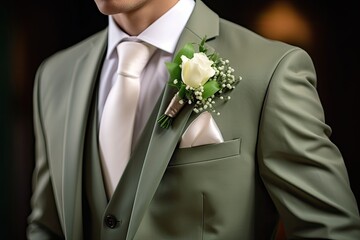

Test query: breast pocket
[149,138,244,239]
[169,138,242,166]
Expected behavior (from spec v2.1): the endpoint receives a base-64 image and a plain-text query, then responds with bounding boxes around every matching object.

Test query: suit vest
[82,90,161,240]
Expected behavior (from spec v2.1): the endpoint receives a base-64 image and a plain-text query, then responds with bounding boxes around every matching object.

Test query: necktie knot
[116,41,156,78]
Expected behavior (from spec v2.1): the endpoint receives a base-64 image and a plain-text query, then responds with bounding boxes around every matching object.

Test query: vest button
[104,214,118,229]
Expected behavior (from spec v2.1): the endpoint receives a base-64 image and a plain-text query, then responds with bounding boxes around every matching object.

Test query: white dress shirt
[98,0,195,147]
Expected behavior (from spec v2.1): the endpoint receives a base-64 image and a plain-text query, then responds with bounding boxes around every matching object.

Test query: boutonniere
[157,37,242,129]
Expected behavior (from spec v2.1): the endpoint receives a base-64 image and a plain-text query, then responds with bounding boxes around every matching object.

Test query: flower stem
[157,115,173,129]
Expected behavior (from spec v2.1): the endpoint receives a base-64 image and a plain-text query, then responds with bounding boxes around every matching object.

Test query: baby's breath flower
[157,36,242,129]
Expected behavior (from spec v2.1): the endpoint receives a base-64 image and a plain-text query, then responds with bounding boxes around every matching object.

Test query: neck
[112,0,179,36]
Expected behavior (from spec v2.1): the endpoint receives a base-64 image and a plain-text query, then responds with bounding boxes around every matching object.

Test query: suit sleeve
[257,48,360,239]
[27,61,65,240]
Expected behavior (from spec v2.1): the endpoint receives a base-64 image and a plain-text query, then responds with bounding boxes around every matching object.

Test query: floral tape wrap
[164,93,185,118]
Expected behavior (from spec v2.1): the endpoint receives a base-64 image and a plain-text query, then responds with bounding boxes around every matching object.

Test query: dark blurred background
[1,0,359,239]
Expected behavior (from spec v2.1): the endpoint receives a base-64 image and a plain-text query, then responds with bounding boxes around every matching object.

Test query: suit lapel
[126,1,219,238]
[62,30,107,240]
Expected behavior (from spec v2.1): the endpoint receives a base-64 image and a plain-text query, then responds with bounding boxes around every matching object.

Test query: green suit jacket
[27,1,360,239]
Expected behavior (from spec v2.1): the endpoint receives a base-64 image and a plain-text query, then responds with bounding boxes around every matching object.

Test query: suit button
[104,214,118,229]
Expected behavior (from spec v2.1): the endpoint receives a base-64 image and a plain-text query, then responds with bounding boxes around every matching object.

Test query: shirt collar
[106,0,195,59]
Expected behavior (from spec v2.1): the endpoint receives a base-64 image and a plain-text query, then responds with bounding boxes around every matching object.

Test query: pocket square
[179,111,224,148]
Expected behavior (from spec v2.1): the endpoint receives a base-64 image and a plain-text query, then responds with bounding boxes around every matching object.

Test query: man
[27,0,360,239]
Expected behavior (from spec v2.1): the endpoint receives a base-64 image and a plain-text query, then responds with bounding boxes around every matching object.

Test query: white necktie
[99,41,155,197]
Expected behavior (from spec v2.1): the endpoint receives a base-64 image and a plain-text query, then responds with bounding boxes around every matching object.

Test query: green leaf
[202,80,220,99]
[199,36,207,53]
[209,52,219,62]
[173,43,195,65]
[165,62,181,86]
[178,84,187,99]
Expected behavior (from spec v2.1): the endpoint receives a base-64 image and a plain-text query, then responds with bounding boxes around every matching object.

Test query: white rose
[181,52,215,88]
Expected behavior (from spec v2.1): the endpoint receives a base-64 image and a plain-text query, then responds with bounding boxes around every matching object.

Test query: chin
[94,0,122,15]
